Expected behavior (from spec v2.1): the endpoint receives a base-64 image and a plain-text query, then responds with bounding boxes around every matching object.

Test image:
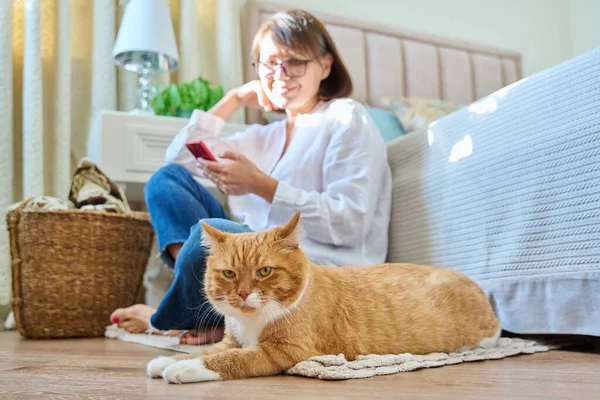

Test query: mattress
[386,48,600,337]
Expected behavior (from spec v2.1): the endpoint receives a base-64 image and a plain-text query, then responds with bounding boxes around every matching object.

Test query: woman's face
[257,35,332,113]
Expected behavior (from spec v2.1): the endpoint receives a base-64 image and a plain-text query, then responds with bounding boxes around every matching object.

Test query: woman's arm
[210,79,276,121]
[208,90,243,122]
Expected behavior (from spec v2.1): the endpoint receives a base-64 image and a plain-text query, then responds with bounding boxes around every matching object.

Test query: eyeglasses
[252,59,312,79]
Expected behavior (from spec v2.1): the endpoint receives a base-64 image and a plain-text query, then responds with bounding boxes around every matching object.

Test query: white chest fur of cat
[227,315,269,348]
[147,213,501,384]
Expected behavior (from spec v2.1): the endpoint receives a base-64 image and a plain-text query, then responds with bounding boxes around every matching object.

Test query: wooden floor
[1,331,599,399]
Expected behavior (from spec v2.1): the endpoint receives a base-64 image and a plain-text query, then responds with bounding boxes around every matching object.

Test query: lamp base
[137,63,157,113]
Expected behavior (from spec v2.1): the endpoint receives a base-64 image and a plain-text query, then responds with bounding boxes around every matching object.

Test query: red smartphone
[186,140,218,162]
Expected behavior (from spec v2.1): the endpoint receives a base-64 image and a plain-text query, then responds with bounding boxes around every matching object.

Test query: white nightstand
[86,110,248,204]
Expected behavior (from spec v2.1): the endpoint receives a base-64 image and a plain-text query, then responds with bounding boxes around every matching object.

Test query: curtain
[0,0,245,324]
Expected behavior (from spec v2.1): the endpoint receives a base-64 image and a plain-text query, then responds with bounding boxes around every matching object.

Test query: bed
[240,1,600,337]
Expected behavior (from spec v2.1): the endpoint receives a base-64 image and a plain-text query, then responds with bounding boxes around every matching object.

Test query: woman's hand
[208,80,276,122]
[234,80,276,112]
[197,151,278,202]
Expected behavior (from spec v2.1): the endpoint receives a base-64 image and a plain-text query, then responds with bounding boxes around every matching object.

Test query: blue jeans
[144,164,252,330]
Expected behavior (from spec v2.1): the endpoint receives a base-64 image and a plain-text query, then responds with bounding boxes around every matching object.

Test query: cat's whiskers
[255,296,294,333]
[211,298,235,318]
[257,302,276,329]
[187,298,212,311]
[263,301,288,330]
[189,299,215,335]
[277,298,302,331]
[263,297,298,331]
[194,303,219,335]
[219,303,238,326]
[206,308,223,336]
[262,292,303,322]
[191,261,204,287]
[207,310,224,342]
[195,296,227,334]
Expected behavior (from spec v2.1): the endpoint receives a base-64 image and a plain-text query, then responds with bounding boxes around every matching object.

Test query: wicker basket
[7,200,155,339]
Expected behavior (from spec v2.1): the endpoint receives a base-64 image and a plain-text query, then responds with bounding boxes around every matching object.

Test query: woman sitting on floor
[110,8,392,344]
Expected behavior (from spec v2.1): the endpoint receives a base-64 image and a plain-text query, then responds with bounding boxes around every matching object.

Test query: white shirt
[165,98,392,266]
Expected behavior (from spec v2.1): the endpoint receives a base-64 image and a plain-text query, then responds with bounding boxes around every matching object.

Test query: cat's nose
[238,291,249,301]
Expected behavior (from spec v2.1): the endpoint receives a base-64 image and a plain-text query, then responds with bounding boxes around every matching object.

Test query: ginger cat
[147,212,500,384]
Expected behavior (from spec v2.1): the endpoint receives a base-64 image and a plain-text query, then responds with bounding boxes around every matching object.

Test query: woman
[110,9,392,344]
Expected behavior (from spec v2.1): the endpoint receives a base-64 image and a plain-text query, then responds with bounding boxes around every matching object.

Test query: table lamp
[112,0,180,113]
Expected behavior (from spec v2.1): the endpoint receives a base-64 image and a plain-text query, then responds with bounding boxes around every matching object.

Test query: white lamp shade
[112,0,180,73]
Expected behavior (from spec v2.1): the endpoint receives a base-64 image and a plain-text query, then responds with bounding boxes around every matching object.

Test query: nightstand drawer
[124,123,178,174]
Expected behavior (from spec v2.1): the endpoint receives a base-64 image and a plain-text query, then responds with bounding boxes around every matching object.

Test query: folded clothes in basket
[10,159,131,214]
[69,159,131,213]
[16,196,71,212]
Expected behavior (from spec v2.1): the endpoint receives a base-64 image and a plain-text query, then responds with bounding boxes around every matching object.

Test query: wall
[251,0,575,77]
[569,0,600,57]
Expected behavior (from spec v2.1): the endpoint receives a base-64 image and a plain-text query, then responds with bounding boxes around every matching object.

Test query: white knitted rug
[105,324,575,380]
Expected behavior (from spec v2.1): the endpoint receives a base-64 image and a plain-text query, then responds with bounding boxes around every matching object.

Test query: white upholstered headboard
[241,0,523,125]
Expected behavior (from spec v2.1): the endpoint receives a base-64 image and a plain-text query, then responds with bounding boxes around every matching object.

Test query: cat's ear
[200,221,228,251]
[275,210,302,249]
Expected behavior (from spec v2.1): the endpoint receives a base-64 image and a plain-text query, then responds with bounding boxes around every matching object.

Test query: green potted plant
[152,76,225,117]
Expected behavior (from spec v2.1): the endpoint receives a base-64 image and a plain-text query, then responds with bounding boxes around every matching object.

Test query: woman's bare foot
[179,325,224,345]
[110,304,156,333]
[109,304,224,344]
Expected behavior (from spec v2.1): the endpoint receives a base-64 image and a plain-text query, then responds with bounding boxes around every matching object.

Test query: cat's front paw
[147,356,177,378]
[162,359,222,384]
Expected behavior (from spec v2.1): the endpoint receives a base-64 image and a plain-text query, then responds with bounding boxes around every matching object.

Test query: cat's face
[201,212,309,319]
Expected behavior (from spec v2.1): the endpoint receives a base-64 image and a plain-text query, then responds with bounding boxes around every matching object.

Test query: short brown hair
[250,9,353,101]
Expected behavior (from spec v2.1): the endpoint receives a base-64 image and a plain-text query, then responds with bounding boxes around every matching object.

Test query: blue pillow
[365,106,406,143]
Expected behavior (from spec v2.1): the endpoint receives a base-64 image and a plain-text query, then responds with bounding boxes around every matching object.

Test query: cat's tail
[476,326,502,349]
[458,326,501,352]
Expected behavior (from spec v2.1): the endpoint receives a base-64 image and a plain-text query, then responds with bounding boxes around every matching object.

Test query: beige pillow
[382,96,463,133]
[384,129,428,263]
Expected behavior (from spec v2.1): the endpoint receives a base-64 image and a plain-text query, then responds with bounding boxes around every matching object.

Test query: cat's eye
[222,270,236,278]
[257,267,272,278]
